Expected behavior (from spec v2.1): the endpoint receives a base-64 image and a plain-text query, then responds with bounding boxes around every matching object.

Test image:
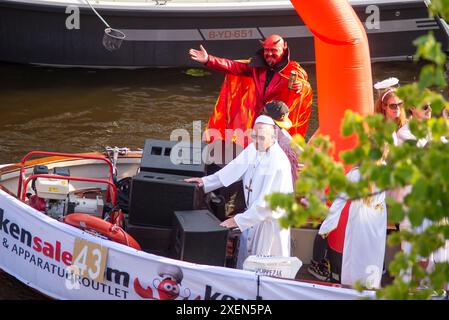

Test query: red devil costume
[203,39,313,146]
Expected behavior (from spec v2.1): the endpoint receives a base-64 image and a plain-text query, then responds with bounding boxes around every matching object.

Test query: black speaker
[126,222,173,258]
[140,139,207,177]
[172,210,228,266]
[129,171,204,227]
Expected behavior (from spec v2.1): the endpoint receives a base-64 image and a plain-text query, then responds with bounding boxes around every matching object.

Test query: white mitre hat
[254,115,276,126]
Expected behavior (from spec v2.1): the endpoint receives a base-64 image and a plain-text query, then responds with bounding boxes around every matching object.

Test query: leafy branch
[268,0,449,299]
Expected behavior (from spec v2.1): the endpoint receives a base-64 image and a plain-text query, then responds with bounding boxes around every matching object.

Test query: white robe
[395,123,430,231]
[202,141,293,268]
[397,123,430,148]
[393,125,448,285]
[319,168,387,289]
[428,220,449,275]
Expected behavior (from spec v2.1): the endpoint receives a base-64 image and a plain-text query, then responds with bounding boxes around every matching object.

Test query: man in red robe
[189,34,313,147]
[189,35,313,222]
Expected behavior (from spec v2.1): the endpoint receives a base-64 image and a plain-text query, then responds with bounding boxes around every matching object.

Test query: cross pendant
[245,178,253,205]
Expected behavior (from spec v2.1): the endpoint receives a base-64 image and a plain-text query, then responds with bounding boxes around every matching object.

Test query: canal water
[0,60,423,299]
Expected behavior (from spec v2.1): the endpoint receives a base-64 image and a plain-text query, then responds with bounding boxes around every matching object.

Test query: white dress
[202,142,293,268]
[396,122,434,276]
[397,122,430,147]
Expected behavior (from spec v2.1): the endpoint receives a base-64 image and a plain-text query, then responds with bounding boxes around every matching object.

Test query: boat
[0,0,448,68]
[0,0,424,300]
[0,148,377,299]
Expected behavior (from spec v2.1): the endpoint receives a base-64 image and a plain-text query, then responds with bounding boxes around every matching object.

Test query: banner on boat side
[0,189,375,300]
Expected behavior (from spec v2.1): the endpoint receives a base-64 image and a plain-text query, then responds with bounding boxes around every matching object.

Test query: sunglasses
[422,104,431,111]
[387,101,403,110]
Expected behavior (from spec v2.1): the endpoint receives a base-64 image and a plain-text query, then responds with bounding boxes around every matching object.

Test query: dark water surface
[0,61,422,299]
[0,61,423,165]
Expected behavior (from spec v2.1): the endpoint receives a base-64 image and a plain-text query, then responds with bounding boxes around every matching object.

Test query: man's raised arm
[189,45,252,76]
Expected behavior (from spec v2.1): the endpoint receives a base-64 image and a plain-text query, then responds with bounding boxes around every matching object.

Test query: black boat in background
[0,0,448,68]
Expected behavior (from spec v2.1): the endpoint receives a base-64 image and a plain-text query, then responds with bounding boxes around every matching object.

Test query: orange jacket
[204,49,313,146]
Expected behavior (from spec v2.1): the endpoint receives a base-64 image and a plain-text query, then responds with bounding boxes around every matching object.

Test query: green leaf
[408,206,425,229]
[429,0,449,21]
[387,198,405,224]
[328,172,348,193]
[368,147,382,160]
[268,4,449,297]
[418,64,437,90]
[413,33,447,66]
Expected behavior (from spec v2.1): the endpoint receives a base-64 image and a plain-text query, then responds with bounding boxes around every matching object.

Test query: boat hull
[0,0,448,68]
[0,156,376,300]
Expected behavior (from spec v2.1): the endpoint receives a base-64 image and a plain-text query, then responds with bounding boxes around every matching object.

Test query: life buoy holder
[64,213,141,250]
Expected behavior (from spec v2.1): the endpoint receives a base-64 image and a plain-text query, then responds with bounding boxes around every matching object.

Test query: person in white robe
[319,168,387,289]
[185,115,293,269]
[397,103,432,147]
[395,102,430,275]
[394,103,449,287]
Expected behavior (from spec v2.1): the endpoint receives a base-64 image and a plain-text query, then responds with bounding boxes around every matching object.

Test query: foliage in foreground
[269,1,449,299]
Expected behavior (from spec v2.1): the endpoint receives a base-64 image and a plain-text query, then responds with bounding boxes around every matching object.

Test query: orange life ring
[64,213,141,250]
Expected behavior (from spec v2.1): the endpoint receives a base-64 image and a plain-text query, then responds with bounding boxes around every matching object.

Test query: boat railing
[20,174,117,206]
[17,151,115,206]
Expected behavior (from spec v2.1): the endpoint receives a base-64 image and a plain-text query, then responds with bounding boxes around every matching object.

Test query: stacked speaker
[127,139,228,266]
[172,210,228,266]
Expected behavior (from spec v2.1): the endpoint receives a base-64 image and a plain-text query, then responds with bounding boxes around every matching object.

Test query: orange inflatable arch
[291,0,374,160]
